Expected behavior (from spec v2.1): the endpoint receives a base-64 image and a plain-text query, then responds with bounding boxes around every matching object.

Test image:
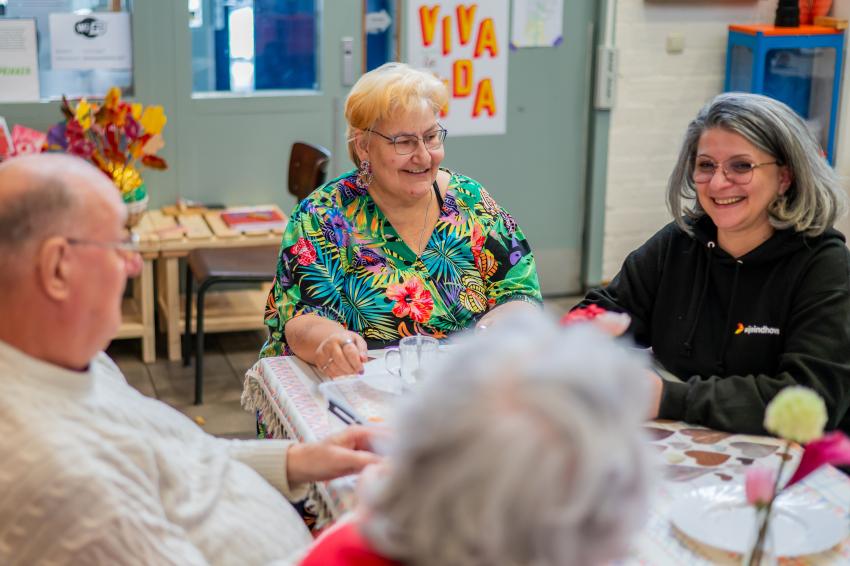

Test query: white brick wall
[603,0,779,279]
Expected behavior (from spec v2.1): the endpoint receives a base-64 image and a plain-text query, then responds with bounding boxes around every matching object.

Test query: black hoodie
[579,216,850,435]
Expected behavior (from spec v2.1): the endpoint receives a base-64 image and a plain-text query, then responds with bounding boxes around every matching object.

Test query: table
[116,227,158,363]
[134,207,285,361]
[242,353,850,564]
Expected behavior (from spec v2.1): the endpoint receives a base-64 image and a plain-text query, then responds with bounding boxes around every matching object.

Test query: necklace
[415,182,435,257]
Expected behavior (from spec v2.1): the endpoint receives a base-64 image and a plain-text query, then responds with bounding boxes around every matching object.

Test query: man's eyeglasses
[67,232,141,260]
[692,158,779,185]
[367,126,448,155]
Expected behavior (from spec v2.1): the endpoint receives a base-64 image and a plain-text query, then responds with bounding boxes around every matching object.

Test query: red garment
[300,521,401,566]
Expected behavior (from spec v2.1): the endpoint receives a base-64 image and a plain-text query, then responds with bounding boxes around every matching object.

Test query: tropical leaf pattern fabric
[260,169,541,357]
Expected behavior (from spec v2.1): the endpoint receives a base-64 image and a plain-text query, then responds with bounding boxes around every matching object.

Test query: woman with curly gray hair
[300,314,654,566]
[575,92,850,436]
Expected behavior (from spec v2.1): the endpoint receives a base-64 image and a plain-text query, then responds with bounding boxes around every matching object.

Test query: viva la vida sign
[406,0,508,137]
[49,12,132,70]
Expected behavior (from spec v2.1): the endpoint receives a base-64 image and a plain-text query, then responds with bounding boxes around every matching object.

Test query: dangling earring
[356,160,373,189]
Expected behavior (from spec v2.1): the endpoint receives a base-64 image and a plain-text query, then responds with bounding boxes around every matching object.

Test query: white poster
[49,12,132,70]
[510,0,564,48]
[406,1,508,136]
[0,19,41,103]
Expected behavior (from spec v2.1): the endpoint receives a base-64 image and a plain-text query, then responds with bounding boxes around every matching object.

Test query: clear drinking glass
[385,335,439,384]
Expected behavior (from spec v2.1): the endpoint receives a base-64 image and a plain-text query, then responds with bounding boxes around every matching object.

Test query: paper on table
[318,371,406,425]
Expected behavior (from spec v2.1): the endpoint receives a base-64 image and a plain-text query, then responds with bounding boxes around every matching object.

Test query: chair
[183,141,332,404]
[288,141,331,202]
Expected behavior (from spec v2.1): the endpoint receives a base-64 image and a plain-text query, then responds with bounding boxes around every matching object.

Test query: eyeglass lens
[392,129,446,155]
[692,159,758,184]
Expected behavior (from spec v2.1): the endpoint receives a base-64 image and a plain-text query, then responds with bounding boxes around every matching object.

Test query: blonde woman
[262,63,541,375]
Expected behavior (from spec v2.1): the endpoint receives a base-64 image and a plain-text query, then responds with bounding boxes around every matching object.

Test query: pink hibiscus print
[290,237,317,266]
[386,277,434,323]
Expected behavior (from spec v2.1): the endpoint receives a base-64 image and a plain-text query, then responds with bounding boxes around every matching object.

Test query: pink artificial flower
[560,304,608,325]
[786,431,850,488]
[745,466,776,506]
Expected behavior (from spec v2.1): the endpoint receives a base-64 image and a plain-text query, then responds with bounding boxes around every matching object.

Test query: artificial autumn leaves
[49,87,168,195]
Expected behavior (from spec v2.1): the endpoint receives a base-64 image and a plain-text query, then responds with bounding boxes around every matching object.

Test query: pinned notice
[0,19,40,102]
[49,12,132,70]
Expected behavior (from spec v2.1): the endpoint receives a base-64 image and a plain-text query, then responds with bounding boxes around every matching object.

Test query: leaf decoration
[141,155,168,170]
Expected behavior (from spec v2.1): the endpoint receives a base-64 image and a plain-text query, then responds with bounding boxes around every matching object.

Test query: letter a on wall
[406,0,508,136]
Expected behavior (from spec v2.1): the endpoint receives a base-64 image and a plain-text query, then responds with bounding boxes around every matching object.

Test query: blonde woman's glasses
[367,127,448,155]
[692,158,779,185]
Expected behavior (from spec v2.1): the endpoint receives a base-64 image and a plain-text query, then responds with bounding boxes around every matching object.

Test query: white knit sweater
[0,340,313,565]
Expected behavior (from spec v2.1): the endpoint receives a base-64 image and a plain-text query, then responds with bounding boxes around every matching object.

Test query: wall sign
[0,19,40,102]
[49,12,132,70]
[406,1,508,136]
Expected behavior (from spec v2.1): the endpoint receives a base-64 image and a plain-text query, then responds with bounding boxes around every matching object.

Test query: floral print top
[260,168,541,357]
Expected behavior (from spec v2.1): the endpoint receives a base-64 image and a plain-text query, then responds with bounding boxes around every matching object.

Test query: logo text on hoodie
[734,322,780,336]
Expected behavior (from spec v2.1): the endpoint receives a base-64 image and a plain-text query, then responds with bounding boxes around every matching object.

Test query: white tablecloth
[242,354,850,564]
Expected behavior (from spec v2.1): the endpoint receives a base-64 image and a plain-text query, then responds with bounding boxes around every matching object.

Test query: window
[190,0,318,95]
[0,0,133,100]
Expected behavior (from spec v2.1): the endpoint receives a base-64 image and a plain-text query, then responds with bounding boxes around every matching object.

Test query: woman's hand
[475,299,538,332]
[591,311,631,337]
[316,330,369,377]
[647,369,663,419]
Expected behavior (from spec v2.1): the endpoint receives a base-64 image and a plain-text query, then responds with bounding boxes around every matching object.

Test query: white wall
[603,0,781,279]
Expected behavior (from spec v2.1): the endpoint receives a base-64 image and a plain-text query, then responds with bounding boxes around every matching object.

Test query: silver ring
[342,338,354,346]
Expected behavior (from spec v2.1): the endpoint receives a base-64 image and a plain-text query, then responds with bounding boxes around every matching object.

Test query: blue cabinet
[725,25,845,164]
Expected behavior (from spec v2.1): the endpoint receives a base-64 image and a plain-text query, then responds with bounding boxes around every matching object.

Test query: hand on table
[286,425,383,485]
[316,331,368,377]
[475,299,538,332]
[646,369,663,420]
[591,311,631,337]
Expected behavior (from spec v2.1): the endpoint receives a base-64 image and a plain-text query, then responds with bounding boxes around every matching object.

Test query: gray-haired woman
[576,92,850,435]
[299,314,654,566]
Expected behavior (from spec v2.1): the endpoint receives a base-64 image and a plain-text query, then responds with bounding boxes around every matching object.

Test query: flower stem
[747,441,791,565]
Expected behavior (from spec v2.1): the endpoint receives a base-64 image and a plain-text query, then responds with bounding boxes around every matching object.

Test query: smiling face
[695,128,792,254]
[356,103,444,205]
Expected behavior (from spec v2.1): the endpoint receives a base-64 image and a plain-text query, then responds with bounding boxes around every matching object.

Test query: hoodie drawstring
[717,259,743,373]
[683,242,714,357]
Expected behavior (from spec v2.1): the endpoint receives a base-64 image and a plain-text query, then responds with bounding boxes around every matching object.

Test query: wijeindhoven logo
[734,322,780,336]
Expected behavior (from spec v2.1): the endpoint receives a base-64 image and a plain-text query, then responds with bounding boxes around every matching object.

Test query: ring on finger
[342,337,354,346]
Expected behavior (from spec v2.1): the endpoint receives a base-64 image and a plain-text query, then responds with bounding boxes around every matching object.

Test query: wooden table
[115,234,158,363]
[134,207,285,361]
[242,354,850,564]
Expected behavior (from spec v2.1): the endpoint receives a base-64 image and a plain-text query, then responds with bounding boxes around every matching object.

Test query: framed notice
[49,12,132,70]
[0,19,41,103]
[406,0,508,136]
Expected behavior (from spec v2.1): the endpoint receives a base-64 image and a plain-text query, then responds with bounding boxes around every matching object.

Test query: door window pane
[1,0,133,101]
[190,0,318,94]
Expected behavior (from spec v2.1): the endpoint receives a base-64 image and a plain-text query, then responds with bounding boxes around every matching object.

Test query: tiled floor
[109,296,582,439]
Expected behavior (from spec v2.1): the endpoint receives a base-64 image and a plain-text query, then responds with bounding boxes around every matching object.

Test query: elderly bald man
[0,154,380,565]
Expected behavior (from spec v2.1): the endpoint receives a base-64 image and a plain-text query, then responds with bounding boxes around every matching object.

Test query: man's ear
[37,237,72,301]
[778,165,793,195]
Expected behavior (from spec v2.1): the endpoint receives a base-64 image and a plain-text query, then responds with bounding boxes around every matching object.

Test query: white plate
[669,484,847,557]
